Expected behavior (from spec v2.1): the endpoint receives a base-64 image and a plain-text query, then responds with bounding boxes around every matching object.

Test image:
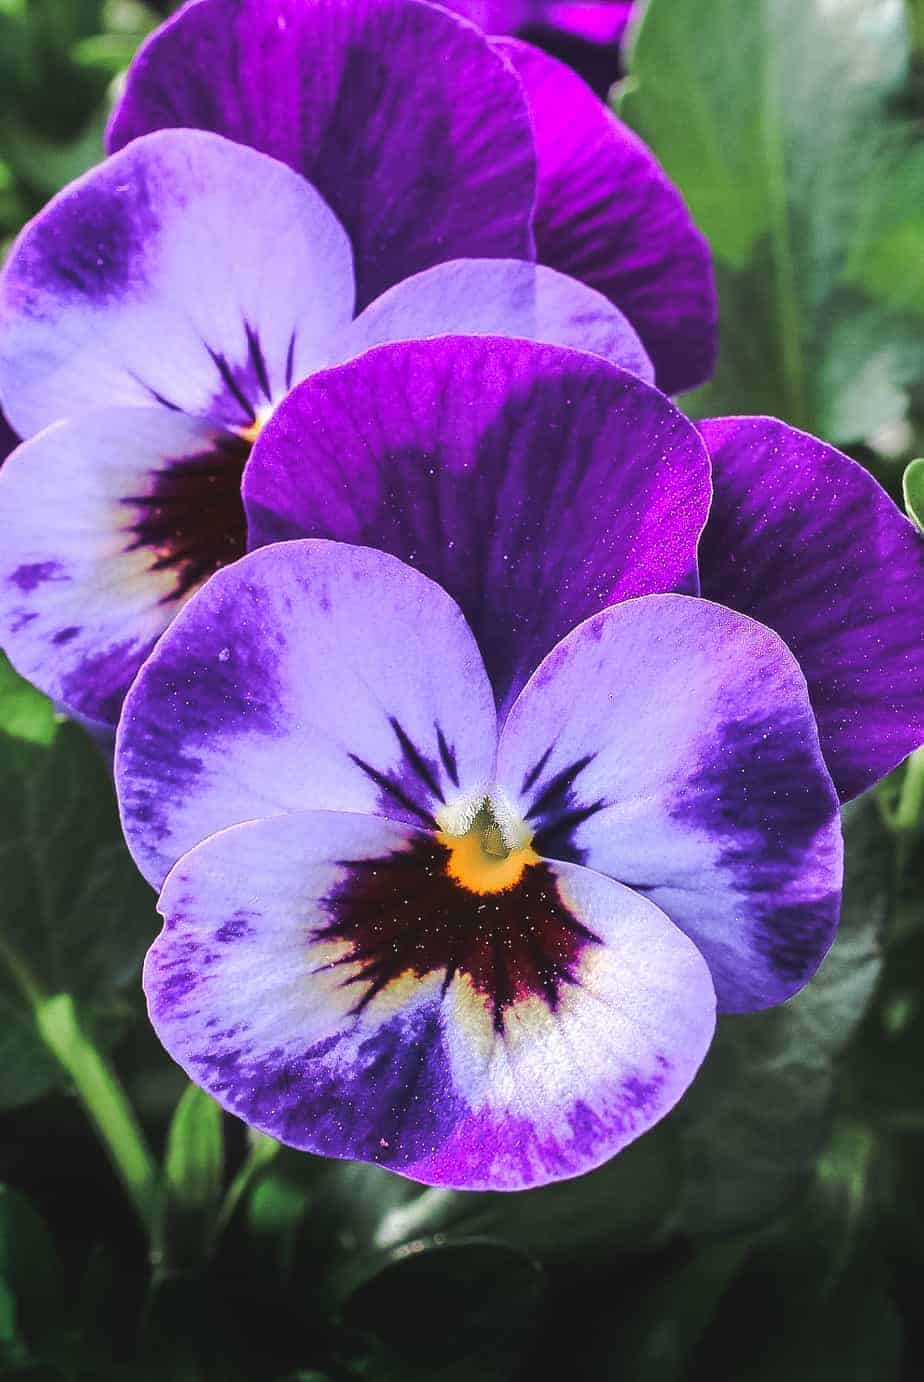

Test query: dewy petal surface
[341,259,654,383]
[147,808,715,1190]
[0,129,354,439]
[244,337,711,713]
[116,541,497,888]
[497,595,843,1012]
[0,409,249,725]
[698,417,924,802]
[495,38,717,395]
[106,0,536,310]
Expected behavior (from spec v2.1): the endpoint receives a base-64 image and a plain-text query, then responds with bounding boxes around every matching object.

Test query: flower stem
[33,992,160,1235]
[907,0,924,57]
[205,1132,279,1255]
[894,747,924,832]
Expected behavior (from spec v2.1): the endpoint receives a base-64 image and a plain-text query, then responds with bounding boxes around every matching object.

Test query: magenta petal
[244,337,711,715]
[107,0,536,309]
[496,37,717,395]
[699,416,924,801]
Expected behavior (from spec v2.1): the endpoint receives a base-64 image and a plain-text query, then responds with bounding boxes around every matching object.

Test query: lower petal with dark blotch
[698,416,924,802]
[116,541,497,889]
[342,259,653,382]
[0,408,248,725]
[147,810,715,1190]
[497,595,843,1012]
[244,337,710,715]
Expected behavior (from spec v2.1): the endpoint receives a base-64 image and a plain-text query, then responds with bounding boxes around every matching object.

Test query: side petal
[244,337,710,714]
[698,416,924,802]
[342,258,653,382]
[0,129,354,439]
[148,808,715,1190]
[496,595,843,1013]
[106,0,536,309]
[495,38,717,395]
[116,540,497,888]
[0,409,249,725]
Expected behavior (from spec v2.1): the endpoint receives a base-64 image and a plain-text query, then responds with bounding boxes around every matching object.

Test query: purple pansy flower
[106,0,715,394]
[443,2,635,94]
[119,534,841,1189]
[0,127,651,726]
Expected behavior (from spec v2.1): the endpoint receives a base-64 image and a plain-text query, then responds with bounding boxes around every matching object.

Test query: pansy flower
[444,2,635,94]
[0,0,712,729]
[118,533,840,1190]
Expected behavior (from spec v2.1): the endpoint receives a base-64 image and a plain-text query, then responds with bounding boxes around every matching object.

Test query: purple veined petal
[496,594,843,1013]
[494,37,717,396]
[698,416,924,802]
[116,539,497,889]
[0,128,354,440]
[106,0,536,310]
[340,258,653,383]
[0,408,248,726]
[147,807,715,1189]
[244,336,710,715]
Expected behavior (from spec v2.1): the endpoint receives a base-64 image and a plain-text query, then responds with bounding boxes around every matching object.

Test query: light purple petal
[496,595,843,1013]
[147,807,715,1189]
[107,0,536,310]
[495,37,717,395]
[0,129,354,439]
[0,409,248,725]
[116,540,497,888]
[341,258,653,382]
[244,337,710,714]
[698,417,924,802]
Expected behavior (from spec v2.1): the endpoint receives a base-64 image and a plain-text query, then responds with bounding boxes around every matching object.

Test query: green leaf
[0,656,158,1110]
[164,1085,225,1214]
[622,0,924,442]
[902,456,924,527]
[339,1238,544,1382]
[675,797,890,1235]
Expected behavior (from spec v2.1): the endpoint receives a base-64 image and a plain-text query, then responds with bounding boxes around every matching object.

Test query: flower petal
[0,408,17,465]
[147,808,715,1189]
[116,540,497,888]
[0,408,248,725]
[0,129,354,439]
[107,0,536,309]
[698,417,924,802]
[495,38,717,395]
[496,595,843,1013]
[341,258,653,382]
[244,337,710,714]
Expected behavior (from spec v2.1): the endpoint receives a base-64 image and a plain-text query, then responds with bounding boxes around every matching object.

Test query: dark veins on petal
[349,716,457,826]
[317,835,600,1033]
[123,433,249,603]
[521,749,606,864]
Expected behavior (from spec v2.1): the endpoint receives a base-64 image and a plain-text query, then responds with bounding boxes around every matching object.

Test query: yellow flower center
[437,802,539,895]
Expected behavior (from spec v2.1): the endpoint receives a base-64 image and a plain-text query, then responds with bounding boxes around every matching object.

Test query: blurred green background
[1,1,924,1379]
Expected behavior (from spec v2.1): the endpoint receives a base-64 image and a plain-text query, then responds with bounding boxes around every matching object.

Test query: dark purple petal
[107,0,536,310]
[0,408,248,726]
[147,807,714,1189]
[0,129,354,439]
[698,416,924,802]
[116,540,497,887]
[342,258,653,383]
[244,337,710,715]
[495,37,717,395]
[445,3,634,94]
[497,595,843,1013]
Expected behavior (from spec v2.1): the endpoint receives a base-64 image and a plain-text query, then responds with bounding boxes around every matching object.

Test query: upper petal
[496,594,843,1013]
[244,337,711,714]
[698,417,924,802]
[147,807,715,1189]
[116,540,497,888]
[107,0,537,309]
[0,129,354,439]
[342,258,653,383]
[0,408,249,726]
[495,37,717,395]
